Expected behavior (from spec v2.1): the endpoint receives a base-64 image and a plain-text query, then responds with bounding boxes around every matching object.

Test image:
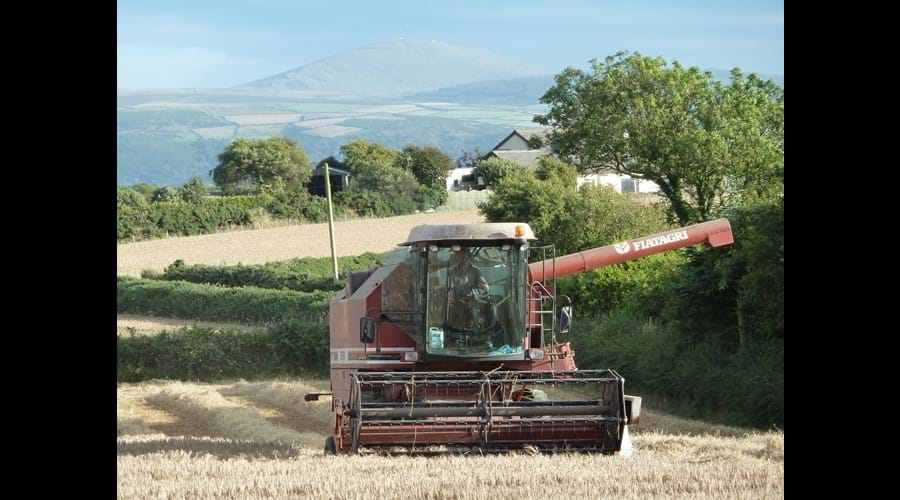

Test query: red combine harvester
[306,219,734,455]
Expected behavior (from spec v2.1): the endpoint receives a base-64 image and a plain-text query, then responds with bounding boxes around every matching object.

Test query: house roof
[490,129,547,150]
[488,128,558,156]
[312,164,351,176]
[315,156,348,170]
[514,129,551,142]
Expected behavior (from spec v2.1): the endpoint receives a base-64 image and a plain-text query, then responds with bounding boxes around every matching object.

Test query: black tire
[324,436,337,455]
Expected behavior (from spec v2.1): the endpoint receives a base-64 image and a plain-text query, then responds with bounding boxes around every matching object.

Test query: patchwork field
[116,93,543,186]
[116,209,484,276]
[117,380,784,499]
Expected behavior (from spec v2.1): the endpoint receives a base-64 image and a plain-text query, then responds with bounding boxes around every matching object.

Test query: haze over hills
[405,70,782,106]
[403,75,557,106]
[117,39,783,186]
[242,39,551,95]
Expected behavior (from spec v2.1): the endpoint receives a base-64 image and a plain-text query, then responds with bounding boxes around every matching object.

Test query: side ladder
[526,245,557,347]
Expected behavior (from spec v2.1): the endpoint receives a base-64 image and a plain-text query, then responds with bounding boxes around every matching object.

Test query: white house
[484,129,659,194]
[577,172,660,194]
[446,167,485,191]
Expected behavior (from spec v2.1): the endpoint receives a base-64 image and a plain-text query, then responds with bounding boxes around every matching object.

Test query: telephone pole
[324,162,339,285]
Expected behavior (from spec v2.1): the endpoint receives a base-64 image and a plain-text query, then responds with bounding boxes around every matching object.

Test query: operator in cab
[447,248,489,332]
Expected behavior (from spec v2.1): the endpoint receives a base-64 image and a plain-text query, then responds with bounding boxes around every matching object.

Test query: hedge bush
[263,189,336,222]
[116,277,333,324]
[154,253,384,292]
[116,190,344,242]
[556,252,685,317]
[573,310,784,429]
[117,196,264,241]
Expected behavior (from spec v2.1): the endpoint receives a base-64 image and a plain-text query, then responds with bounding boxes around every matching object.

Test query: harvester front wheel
[324,436,337,455]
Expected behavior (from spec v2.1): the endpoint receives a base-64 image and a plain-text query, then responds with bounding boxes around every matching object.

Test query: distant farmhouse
[482,129,659,194]
[309,156,351,197]
[485,129,560,168]
[446,167,485,191]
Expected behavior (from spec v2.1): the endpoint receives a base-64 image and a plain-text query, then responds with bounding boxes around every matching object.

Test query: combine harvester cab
[310,219,733,455]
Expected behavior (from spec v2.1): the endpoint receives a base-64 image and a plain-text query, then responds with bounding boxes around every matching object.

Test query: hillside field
[117,209,484,276]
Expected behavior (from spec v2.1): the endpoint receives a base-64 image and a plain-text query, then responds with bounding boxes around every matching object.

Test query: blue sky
[117,0,784,90]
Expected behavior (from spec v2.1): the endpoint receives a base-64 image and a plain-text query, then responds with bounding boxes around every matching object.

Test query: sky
[117,0,784,90]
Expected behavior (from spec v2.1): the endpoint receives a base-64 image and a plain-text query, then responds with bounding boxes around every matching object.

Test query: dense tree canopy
[480,164,669,255]
[397,145,454,189]
[211,138,312,195]
[335,158,423,217]
[129,183,160,199]
[332,140,449,216]
[475,157,525,188]
[151,186,181,203]
[534,156,578,190]
[340,139,400,174]
[180,176,208,203]
[117,187,147,209]
[535,52,784,224]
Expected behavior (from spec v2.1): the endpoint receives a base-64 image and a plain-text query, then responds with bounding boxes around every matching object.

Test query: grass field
[117,209,484,276]
[117,380,784,499]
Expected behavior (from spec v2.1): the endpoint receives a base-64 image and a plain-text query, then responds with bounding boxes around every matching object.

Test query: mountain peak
[242,39,550,95]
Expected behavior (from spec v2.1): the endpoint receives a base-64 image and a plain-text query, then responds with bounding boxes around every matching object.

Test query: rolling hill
[242,39,550,95]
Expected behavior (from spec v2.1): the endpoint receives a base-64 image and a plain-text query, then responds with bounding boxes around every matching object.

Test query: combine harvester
[306,219,734,455]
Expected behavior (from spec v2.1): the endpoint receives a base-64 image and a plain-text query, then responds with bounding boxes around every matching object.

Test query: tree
[455,148,483,169]
[151,186,181,203]
[479,167,569,245]
[340,139,399,174]
[129,183,160,199]
[335,140,446,214]
[535,52,784,224]
[117,187,147,209]
[479,166,667,255]
[336,165,421,217]
[476,157,525,188]
[398,145,454,189]
[180,176,207,203]
[211,138,312,195]
[535,156,577,190]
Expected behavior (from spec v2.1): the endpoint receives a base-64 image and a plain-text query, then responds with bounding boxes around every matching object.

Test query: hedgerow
[116,277,333,324]
[152,253,384,292]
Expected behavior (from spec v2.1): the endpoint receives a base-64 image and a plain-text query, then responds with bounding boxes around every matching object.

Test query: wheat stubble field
[117,210,485,276]
[117,380,784,499]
